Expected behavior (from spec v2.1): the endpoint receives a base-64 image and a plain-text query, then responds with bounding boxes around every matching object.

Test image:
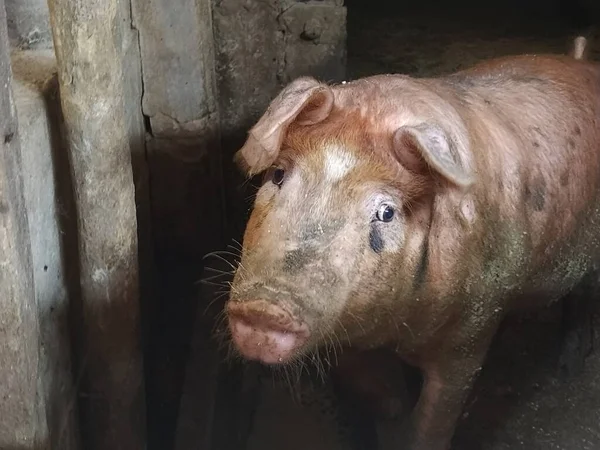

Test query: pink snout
[226,300,310,364]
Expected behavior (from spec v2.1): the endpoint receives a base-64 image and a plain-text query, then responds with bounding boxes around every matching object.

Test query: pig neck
[388,146,525,356]
[396,191,478,345]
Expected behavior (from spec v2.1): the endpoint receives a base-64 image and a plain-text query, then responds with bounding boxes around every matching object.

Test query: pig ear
[392,123,474,187]
[234,77,334,176]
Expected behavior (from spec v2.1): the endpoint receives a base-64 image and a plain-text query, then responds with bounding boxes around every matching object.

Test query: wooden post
[0,0,43,447]
[47,0,147,448]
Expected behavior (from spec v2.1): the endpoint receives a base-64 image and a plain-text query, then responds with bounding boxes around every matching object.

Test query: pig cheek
[329,226,364,278]
[359,221,407,297]
[375,216,406,255]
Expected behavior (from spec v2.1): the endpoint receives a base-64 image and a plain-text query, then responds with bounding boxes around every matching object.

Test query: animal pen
[0,0,599,450]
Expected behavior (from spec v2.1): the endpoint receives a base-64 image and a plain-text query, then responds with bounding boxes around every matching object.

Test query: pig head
[226,75,475,365]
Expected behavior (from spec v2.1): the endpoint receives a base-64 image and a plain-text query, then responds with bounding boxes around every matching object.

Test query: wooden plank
[0,0,43,447]
[47,0,147,448]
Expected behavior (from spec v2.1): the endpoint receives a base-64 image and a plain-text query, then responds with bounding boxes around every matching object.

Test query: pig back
[443,56,600,308]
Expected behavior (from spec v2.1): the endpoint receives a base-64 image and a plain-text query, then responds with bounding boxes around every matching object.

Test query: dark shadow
[143,132,227,450]
[205,127,263,450]
[43,73,83,449]
[453,306,565,449]
[345,0,597,82]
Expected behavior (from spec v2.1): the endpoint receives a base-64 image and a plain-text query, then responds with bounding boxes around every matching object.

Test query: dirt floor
[247,310,600,450]
[244,2,600,450]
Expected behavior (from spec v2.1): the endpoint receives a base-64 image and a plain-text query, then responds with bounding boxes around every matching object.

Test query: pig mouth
[226,300,310,365]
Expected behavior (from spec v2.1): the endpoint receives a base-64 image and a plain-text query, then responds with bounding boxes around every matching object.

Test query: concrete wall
[5,0,52,49]
[11,48,80,450]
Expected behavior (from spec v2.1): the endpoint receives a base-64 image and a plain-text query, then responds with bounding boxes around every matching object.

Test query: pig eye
[376,204,395,222]
[272,168,286,186]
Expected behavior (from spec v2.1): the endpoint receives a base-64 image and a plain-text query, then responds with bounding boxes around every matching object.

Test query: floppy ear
[234,77,334,176]
[392,123,475,188]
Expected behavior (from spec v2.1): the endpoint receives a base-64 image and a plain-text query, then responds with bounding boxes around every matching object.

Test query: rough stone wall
[279,0,346,84]
[131,0,222,266]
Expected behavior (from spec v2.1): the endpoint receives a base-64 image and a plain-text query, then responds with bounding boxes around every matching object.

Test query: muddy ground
[245,2,600,450]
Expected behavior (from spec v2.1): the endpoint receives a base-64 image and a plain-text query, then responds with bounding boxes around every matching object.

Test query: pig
[224,52,600,450]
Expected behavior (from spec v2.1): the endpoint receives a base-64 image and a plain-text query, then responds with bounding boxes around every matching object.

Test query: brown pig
[225,53,600,450]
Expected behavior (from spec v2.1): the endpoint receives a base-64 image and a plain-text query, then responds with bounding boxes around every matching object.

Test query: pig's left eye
[376,204,395,222]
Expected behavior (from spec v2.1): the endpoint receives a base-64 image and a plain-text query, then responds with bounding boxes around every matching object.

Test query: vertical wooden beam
[0,0,43,447]
[47,0,147,448]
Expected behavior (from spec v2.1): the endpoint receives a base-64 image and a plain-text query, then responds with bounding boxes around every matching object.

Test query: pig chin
[226,300,311,365]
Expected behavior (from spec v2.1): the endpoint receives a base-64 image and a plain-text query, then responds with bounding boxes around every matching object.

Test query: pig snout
[227,300,310,364]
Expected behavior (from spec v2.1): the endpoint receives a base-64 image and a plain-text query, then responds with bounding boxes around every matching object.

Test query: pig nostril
[227,305,311,365]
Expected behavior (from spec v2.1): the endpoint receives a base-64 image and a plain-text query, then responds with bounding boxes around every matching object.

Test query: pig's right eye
[271,168,286,186]
[376,204,395,222]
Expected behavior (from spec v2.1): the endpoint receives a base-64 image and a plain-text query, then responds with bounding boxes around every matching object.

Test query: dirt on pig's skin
[223,41,600,450]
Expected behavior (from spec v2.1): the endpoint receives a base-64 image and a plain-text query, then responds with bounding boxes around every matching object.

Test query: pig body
[226,54,600,449]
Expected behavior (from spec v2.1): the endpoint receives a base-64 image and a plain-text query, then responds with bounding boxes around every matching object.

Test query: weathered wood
[47,0,147,448]
[0,0,43,447]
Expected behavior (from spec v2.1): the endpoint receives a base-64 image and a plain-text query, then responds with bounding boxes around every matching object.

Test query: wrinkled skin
[225,53,600,450]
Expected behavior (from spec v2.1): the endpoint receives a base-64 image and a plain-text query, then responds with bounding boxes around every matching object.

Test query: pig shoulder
[430,56,600,307]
